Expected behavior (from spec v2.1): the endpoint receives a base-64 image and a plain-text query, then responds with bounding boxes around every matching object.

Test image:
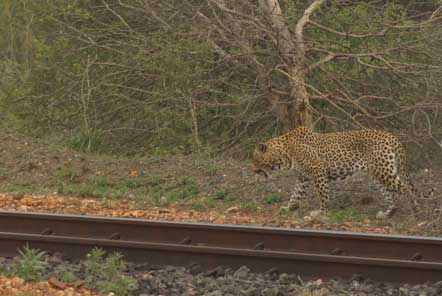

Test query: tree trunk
[289,67,313,128]
[260,0,323,130]
[269,92,294,132]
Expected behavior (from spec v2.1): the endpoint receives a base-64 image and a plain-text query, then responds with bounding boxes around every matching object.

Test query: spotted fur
[253,127,433,218]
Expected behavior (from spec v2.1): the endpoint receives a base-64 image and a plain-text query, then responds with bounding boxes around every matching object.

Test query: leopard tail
[394,142,434,207]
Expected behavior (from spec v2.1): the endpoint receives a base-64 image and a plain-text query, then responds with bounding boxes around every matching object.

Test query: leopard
[253,127,434,219]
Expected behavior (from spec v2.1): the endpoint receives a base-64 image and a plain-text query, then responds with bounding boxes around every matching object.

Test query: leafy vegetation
[85,247,138,295]
[0,0,440,156]
[0,245,138,295]
[329,209,365,224]
[11,245,47,282]
[265,193,283,205]
[56,173,201,205]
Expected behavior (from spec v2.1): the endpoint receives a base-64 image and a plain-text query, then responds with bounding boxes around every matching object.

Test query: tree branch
[294,0,325,62]
[309,20,388,38]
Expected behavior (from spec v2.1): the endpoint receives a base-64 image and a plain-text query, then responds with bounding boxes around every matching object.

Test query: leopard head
[252,143,283,178]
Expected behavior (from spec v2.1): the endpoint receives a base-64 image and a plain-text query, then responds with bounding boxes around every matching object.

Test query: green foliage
[55,165,81,181]
[0,0,267,155]
[0,0,441,155]
[85,247,138,295]
[278,206,292,216]
[330,209,364,224]
[206,163,221,177]
[213,189,229,200]
[265,193,283,205]
[150,176,200,205]
[11,244,47,282]
[56,172,200,204]
[66,131,105,154]
[53,264,79,283]
[240,203,259,212]
[84,247,105,284]
[0,263,11,276]
[191,201,205,210]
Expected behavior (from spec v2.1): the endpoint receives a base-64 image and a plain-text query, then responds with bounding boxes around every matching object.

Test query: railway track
[0,210,441,284]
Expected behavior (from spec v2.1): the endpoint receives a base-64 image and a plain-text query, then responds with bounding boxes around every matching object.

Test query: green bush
[11,245,47,282]
[85,247,138,295]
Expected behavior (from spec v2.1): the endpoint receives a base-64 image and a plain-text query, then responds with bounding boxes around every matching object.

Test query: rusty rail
[0,210,441,283]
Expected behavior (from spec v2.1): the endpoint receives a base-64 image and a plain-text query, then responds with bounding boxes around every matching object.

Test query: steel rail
[0,210,442,283]
[0,211,440,261]
[1,232,442,283]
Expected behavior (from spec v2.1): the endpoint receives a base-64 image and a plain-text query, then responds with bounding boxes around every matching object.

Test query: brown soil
[0,129,441,235]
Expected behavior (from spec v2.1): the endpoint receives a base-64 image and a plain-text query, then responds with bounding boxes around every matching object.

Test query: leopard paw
[288,202,299,211]
[375,211,387,220]
[309,210,323,217]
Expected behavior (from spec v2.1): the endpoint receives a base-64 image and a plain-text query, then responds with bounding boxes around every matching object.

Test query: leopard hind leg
[368,151,407,219]
[288,175,310,210]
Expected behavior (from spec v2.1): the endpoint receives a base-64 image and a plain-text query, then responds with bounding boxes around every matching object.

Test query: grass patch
[65,131,106,154]
[213,189,229,200]
[191,201,205,210]
[0,183,51,195]
[11,244,47,282]
[206,162,222,176]
[1,245,138,296]
[265,193,283,205]
[329,209,365,224]
[55,165,82,181]
[57,174,201,206]
[85,247,138,295]
[279,206,292,216]
[240,203,260,212]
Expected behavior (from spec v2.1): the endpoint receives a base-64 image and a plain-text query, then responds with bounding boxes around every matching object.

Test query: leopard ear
[256,143,267,153]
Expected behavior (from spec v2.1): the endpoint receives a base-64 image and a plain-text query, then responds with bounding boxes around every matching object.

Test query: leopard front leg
[312,172,331,216]
[375,186,398,220]
[287,177,309,211]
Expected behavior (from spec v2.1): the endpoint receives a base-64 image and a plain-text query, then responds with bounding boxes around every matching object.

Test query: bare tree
[4,0,442,154]
[195,0,442,132]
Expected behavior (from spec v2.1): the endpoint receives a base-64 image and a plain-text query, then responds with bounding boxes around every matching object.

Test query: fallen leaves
[48,277,86,290]
[0,192,397,234]
[225,206,239,214]
[0,276,100,296]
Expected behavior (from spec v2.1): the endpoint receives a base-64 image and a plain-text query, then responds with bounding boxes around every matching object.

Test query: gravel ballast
[1,253,441,296]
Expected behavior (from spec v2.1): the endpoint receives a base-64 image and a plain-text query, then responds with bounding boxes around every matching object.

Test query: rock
[205,266,225,277]
[434,281,442,288]
[10,277,24,288]
[278,273,290,283]
[361,284,375,293]
[316,288,331,296]
[261,287,279,296]
[399,287,409,294]
[233,265,250,279]
[241,287,258,296]
[309,210,322,217]
[376,211,387,220]
[49,277,68,290]
[205,290,223,296]
[225,206,239,214]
